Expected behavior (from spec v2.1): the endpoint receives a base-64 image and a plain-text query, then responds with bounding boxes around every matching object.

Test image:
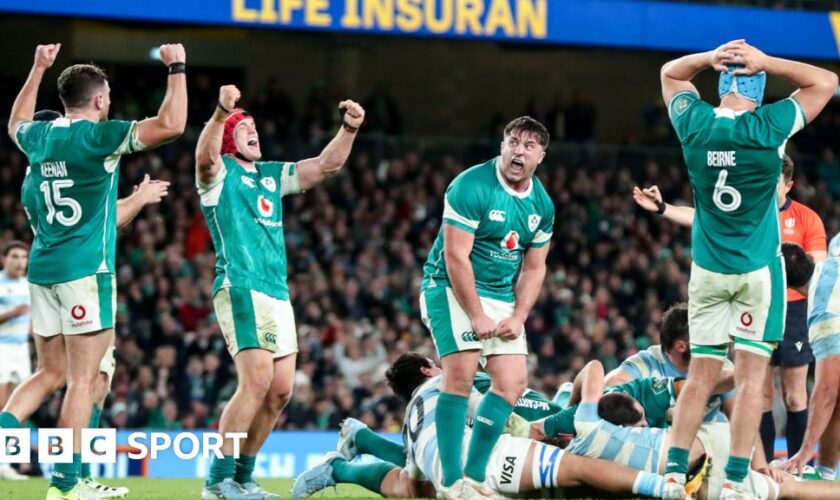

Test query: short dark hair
[598,392,643,426]
[782,154,794,182]
[661,303,689,353]
[503,116,550,148]
[782,242,815,289]
[57,64,108,109]
[3,241,28,257]
[34,110,62,121]
[385,353,433,401]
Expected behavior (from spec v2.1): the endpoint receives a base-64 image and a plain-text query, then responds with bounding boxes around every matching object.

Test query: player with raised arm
[195,85,364,500]
[634,155,827,463]
[3,43,187,500]
[420,116,555,499]
[658,40,837,497]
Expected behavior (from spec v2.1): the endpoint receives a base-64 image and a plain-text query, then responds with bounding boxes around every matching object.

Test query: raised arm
[727,42,838,124]
[136,44,188,148]
[496,244,549,340]
[580,361,606,405]
[116,174,170,230]
[195,85,240,187]
[633,185,694,227]
[8,44,60,140]
[444,225,496,339]
[295,100,365,191]
[660,40,743,104]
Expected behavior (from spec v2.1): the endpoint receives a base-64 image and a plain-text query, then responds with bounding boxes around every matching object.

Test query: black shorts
[771,299,814,367]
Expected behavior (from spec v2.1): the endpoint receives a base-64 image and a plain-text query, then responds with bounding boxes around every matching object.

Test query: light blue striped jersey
[619,344,734,420]
[566,402,666,472]
[807,234,840,361]
[0,271,31,345]
[403,375,480,486]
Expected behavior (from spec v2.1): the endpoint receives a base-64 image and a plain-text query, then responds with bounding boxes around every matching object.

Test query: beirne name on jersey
[669,91,806,274]
[15,118,143,284]
[421,157,555,302]
[199,156,301,300]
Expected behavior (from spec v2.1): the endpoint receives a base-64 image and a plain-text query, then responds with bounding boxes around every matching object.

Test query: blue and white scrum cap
[718,65,766,107]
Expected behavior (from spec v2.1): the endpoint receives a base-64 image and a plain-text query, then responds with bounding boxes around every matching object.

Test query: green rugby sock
[725,455,751,484]
[51,453,81,492]
[355,428,407,467]
[206,455,235,486]
[0,411,20,428]
[665,447,690,476]
[80,403,102,479]
[436,392,469,487]
[464,391,513,482]
[331,457,397,494]
[234,455,257,484]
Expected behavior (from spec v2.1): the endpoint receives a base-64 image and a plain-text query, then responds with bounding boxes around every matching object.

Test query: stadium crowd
[0,71,838,437]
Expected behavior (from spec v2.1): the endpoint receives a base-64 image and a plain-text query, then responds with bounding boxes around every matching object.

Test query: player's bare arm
[136,43,188,148]
[195,85,240,186]
[8,44,60,140]
[116,174,171,229]
[443,224,496,339]
[0,305,30,325]
[604,367,634,387]
[633,185,694,227]
[725,42,837,124]
[660,39,744,104]
[296,100,365,191]
[497,244,549,341]
[781,356,840,476]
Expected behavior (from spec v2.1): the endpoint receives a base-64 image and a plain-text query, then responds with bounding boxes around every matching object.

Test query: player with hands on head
[195,84,364,500]
[659,38,836,498]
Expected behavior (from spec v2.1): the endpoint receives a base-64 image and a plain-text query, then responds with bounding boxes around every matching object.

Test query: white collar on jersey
[713,107,749,119]
[494,156,533,199]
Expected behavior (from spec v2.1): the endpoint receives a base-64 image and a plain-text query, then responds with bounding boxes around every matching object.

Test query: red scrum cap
[221,109,253,156]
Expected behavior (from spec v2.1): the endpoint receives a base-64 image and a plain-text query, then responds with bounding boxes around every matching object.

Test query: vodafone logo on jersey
[257,195,274,217]
[71,305,86,320]
[500,231,519,251]
[740,312,753,327]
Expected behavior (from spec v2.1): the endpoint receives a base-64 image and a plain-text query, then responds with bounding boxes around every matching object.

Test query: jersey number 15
[39,180,82,226]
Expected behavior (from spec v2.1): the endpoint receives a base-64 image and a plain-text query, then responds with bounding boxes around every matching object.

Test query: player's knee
[35,365,66,392]
[442,368,475,395]
[266,384,293,414]
[781,385,808,411]
[239,373,272,399]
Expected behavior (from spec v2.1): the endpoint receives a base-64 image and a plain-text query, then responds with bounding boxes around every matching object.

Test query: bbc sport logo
[1,428,247,463]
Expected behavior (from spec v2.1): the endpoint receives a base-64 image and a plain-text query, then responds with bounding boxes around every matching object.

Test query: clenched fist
[158,44,186,65]
[34,44,61,71]
[219,85,241,112]
[339,100,365,130]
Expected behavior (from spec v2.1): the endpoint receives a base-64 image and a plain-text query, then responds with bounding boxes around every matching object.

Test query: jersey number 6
[713,170,742,213]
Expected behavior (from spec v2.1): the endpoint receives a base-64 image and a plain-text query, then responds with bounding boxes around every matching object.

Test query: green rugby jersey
[473,372,561,421]
[421,157,555,302]
[669,91,807,274]
[199,156,301,300]
[14,118,143,284]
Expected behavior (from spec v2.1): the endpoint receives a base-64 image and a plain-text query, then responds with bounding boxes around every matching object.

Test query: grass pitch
[0,478,381,499]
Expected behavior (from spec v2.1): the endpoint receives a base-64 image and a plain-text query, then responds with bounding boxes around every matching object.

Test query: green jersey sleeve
[750,97,807,149]
[443,174,484,234]
[12,120,39,153]
[86,120,143,158]
[279,162,302,197]
[531,205,554,248]
[668,91,708,143]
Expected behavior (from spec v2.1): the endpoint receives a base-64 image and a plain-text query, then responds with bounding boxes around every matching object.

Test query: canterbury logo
[476,416,494,426]
[489,210,505,222]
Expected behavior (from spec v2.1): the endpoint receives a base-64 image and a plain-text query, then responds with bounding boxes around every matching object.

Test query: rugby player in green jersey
[5,43,187,500]
[195,84,364,500]
[659,39,837,497]
[419,117,555,499]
